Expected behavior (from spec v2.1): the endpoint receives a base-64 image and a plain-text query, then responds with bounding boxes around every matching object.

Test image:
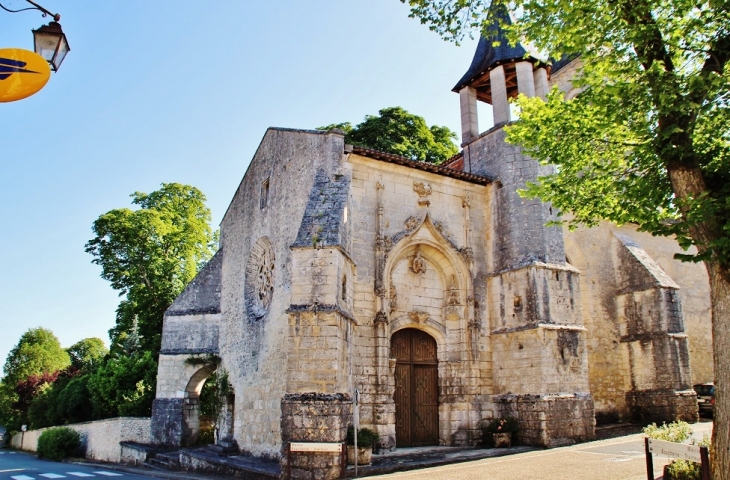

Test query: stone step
[146,451,181,471]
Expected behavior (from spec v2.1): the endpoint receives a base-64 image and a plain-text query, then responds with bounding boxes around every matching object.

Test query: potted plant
[483,417,518,448]
[346,426,380,465]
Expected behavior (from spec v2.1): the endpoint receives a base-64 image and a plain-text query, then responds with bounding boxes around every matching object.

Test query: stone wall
[280,393,351,480]
[497,393,595,447]
[11,417,150,463]
[564,223,711,422]
[218,128,346,458]
[347,153,489,447]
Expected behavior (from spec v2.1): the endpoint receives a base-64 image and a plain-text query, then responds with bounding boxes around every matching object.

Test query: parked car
[694,383,715,416]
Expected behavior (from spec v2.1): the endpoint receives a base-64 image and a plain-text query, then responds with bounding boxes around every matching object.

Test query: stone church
[150,7,712,477]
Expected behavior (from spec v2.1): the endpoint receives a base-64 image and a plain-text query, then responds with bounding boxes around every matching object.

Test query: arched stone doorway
[182,366,214,447]
[391,328,439,447]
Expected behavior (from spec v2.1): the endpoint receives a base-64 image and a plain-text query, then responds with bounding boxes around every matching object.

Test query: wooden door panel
[413,365,439,446]
[394,363,411,445]
[391,329,439,447]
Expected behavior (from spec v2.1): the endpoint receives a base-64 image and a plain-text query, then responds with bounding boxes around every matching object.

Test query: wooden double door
[391,329,439,447]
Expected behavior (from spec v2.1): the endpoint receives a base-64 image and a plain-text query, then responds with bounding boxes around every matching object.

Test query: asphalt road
[0,451,158,480]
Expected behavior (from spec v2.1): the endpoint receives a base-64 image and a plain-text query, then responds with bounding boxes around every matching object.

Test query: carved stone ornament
[459,246,474,263]
[446,275,460,306]
[462,194,471,208]
[404,216,419,231]
[413,182,432,206]
[434,221,447,237]
[408,311,429,324]
[389,283,398,313]
[411,247,427,275]
[374,310,389,325]
[245,237,275,321]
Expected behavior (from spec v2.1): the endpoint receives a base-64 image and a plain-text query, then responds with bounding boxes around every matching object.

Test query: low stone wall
[496,393,596,447]
[10,417,150,463]
[280,392,352,480]
[626,389,699,424]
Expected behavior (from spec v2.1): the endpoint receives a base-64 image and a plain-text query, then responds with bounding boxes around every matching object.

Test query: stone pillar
[459,86,479,144]
[490,65,510,124]
[515,61,536,98]
[151,398,184,447]
[533,67,549,99]
[280,393,352,480]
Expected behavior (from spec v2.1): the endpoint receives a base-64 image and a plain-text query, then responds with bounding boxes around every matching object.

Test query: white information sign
[290,442,342,453]
[648,439,703,463]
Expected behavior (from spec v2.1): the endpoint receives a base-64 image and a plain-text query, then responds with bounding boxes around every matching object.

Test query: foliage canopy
[2,328,70,388]
[402,0,729,477]
[319,106,458,164]
[85,183,218,353]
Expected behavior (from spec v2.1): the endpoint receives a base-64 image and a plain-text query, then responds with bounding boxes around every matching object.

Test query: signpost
[0,48,51,102]
[644,438,710,480]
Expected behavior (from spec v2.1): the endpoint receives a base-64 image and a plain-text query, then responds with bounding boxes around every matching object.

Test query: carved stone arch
[384,214,472,325]
[390,316,447,362]
[181,365,215,447]
[245,236,275,321]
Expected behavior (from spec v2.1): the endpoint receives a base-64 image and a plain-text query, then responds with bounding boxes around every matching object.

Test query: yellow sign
[0,48,51,102]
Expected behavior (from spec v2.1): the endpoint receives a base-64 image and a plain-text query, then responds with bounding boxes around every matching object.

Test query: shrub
[644,423,709,480]
[37,427,81,461]
[346,426,380,448]
[643,421,693,443]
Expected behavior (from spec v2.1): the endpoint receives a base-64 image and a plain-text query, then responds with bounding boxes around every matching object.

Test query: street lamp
[0,0,70,71]
[32,20,69,71]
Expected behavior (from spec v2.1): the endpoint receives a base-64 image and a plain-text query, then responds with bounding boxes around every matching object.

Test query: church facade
[149,10,712,478]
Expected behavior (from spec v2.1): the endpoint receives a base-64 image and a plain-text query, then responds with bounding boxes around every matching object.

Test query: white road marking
[93,473,123,477]
[40,474,67,478]
[11,475,36,480]
[67,473,96,478]
[0,470,26,473]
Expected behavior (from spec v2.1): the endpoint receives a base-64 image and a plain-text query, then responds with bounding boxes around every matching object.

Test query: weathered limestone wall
[280,393,351,479]
[564,222,711,422]
[218,128,346,458]
[347,153,490,447]
[466,126,594,446]
[12,418,150,463]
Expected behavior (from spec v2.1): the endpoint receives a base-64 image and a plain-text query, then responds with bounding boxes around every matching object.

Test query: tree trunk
[707,261,730,480]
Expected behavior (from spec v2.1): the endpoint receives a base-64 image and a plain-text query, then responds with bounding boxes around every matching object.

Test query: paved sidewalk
[365,421,713,480]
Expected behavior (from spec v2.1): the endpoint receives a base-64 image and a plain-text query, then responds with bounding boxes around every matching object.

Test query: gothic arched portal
[391,328,439,447]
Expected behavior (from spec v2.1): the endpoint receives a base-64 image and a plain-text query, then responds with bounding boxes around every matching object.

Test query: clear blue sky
[0,0,492,369]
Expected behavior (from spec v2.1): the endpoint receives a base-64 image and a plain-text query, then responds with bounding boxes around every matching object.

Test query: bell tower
[453,4,596,447]
[453,3,549,143]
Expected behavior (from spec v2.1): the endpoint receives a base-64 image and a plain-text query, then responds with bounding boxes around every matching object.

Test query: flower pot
[493,432,512,448]
[347,445,372,465]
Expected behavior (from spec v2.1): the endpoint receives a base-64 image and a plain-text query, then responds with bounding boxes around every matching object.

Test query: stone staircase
[145,450,181,471]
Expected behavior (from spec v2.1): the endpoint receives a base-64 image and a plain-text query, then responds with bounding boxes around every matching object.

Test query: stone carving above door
[411,247,427,275]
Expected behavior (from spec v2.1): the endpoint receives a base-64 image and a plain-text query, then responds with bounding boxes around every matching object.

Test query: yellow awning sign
[0,48,51,102]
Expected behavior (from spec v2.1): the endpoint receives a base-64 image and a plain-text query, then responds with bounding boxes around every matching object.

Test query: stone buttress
[453,4,594,446]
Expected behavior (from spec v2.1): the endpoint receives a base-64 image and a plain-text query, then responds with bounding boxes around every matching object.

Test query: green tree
[87,350,157,418]
[2,328,70,388]
[66,338,108,373]
[85,183,218,353]
[402,1,729,477]
[319,106,459,164]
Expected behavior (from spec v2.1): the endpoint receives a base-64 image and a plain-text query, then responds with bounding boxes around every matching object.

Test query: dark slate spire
[453,3,536,92]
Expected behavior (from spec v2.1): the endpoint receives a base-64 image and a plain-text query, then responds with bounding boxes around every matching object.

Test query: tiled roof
[350,146,492,185]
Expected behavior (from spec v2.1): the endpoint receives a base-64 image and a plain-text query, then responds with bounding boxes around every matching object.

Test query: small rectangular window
[260,179,269,209]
